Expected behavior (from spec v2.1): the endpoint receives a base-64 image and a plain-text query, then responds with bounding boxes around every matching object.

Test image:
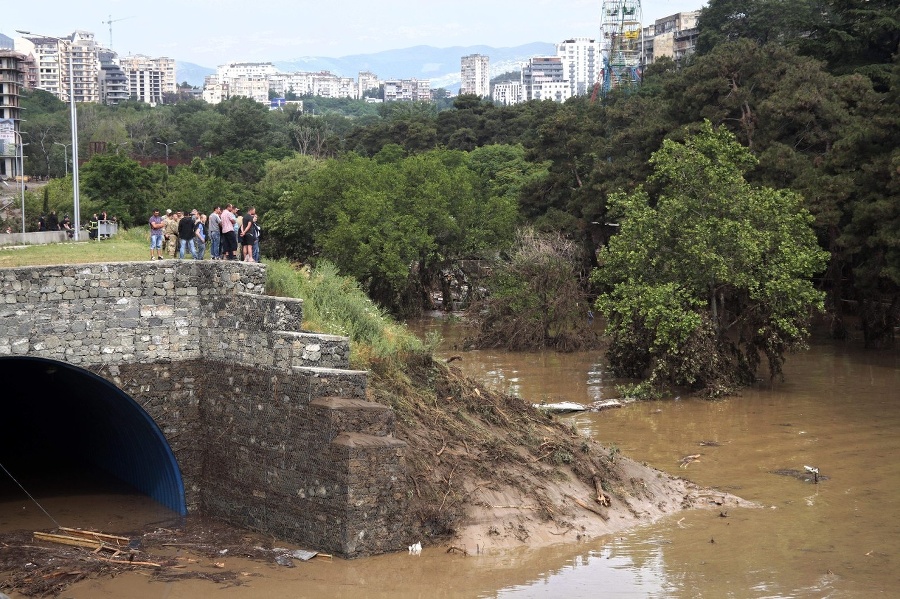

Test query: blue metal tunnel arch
[0,357,187,515]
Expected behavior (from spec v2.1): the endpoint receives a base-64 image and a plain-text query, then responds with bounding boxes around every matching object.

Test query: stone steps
[273,331,351,370]
[308,396,397,442]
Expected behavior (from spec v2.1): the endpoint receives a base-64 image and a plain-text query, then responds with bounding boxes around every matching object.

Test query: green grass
[266,259,431,371]
[0,227,153,268]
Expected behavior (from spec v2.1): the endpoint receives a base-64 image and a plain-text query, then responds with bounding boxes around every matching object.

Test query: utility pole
[16,30,81,240]
[156,140,178,170]
[54,142,71,177]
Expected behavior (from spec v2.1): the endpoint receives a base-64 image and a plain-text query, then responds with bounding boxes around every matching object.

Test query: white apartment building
[383,78,430,102]
[17,31,102,103]
[16,36,66,101]
[491,80,521,106]
[460,54,490,98]
[69,31,101,103]
[219,62,278,81]
[201,75,229,104]
[521,56,571,103]
[203,62,277,104]
[556,38,602,97]
[119,54,176,104]
[358,71,380,99]
[16,32,174,105]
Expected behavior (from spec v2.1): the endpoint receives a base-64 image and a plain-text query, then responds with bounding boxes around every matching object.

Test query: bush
[468,228,602,351]
[265,259,430,371]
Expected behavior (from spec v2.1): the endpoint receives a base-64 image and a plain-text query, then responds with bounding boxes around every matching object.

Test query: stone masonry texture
[0,261,409,557]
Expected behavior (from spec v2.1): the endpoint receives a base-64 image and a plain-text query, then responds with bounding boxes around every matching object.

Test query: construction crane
[101,14,135,50]
[599,0,643,95]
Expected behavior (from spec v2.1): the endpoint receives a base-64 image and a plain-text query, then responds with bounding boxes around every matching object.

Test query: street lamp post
[15,134,28,234]
[156,140,177,169]
[16,30,80,240]
[54,141,71,177]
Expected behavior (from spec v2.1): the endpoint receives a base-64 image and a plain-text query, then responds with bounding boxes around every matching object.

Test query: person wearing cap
[164,210,179,258]
[149,209,165,260]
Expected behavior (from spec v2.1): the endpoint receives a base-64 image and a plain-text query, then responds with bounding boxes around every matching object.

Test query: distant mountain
[176,61,215,87]
[275,43,555,92]
[176,43,555,92]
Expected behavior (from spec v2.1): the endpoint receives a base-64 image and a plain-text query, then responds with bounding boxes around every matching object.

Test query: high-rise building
[68,31,101,103]
[98,50,129,105]
[644,12,700,65]
[491,80,522,106]
[358,71,380,99]
[0,50,25,180]
[383,78,431,102]
[119,55,177,104]
[203,62,276,104]
[556,38,602,97]
[15,36,66,101]
[521,56,571,103]
[460,54,490,98]
[17,31,102,103]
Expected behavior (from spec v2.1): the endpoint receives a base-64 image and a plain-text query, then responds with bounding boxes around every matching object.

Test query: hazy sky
[4,1,704,66]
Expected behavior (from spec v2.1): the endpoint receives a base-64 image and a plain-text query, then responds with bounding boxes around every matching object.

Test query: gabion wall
[0,261,410,557]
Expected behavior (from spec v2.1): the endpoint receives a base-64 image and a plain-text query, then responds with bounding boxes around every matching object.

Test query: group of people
[149,204,260,262]
[37,211,74,237]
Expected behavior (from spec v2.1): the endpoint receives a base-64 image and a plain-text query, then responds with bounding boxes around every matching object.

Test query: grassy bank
[265,259,432,372]
[0,227,150,268]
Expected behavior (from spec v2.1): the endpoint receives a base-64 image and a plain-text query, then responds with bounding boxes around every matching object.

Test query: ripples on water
[409,316,900,598]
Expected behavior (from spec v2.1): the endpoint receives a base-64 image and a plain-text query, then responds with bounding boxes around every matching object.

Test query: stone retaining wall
[0,261,409,557]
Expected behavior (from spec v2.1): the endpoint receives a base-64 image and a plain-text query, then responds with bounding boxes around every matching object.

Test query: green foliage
[265,260,428,371]
[294,96,381,119]
[696,0,822,54]
[594,122,828,397]
[470,228,602,351]
[79,153,158,227]
[264,147,523,314]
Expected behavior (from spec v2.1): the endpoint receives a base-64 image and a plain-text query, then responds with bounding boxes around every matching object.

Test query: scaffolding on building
[600,0,642,94]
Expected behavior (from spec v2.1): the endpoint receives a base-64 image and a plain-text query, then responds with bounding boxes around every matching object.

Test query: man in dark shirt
[177,211,196,259]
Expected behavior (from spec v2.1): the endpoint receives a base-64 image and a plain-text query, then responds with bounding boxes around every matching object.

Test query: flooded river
[2,317,898,598]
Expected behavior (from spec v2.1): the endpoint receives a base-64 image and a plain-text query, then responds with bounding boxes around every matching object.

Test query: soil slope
[370,357,753,553]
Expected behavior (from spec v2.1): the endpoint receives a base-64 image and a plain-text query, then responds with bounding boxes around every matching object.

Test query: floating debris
[771,468,829,483]
[533,401,587,414]
[679,454,702,468]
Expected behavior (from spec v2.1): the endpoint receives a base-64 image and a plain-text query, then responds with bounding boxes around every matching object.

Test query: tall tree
[80,153,157,227]
[594,122,828,397]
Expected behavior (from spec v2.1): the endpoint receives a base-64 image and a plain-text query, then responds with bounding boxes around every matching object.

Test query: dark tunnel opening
[0,357,187,517]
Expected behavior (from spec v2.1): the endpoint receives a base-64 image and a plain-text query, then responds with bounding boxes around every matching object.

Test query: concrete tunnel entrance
[0,357,187,516]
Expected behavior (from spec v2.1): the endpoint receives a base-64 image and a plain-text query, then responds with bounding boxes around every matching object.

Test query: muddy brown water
[2,316,898,598]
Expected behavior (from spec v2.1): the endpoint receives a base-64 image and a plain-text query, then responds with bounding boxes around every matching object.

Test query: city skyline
[4,0,704,67]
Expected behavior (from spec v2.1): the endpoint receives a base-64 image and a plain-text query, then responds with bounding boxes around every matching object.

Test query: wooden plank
[59,527,130,546]
[34,532,103,550]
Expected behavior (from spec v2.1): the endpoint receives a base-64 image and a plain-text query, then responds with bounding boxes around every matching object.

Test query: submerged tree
[469,228,602,352]
[593,122,828,397]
